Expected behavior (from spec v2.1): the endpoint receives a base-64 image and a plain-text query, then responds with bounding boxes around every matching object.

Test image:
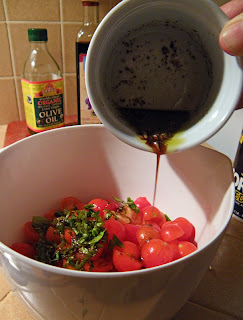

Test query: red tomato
[106,200,119,212]
[167,240,180,260]
[104,219,126,242]
[123,224,139,245]
[89,198,108,211]
[113,249,143,272]
[136,225,160,247]
[144,222,161,232]
[46,226,61,244]
[141,239,173,268]
[61,197,85,211]
[64,228,76,243]
[62,258,76,270]
[160,221,184,242]
[11,242,36,258]
[89,198,108,220]
[178,241,197,258]
[44,209,57,221]
[134,197,151,210]
[173,217,195,242]
[24,221,40,243]
[142,206,166,227]
[84,258,113,272]
[114,241,140,260]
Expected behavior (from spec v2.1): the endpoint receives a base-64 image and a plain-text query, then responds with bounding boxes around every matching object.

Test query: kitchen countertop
[0,121,242,320]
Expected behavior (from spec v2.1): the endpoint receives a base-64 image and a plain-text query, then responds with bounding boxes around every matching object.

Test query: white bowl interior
[0,125,233,247]
[86,0,242,153]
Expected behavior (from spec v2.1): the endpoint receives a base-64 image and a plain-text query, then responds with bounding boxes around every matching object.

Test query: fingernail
[221,21,243,56]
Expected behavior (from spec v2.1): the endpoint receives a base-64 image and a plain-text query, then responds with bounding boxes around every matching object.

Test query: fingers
[220,0,243,20]
[219,13,243,56]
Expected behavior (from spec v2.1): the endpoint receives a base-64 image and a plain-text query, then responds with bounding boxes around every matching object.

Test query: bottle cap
[28,28,48,42]
[82,0,99,4]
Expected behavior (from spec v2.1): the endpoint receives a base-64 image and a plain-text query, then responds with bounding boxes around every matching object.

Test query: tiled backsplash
[0,0,229,125]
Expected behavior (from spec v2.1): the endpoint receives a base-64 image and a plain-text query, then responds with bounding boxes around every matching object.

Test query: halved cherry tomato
[84,258,113,272]
[104,219,126,242]
[134,197,151,210]
[113,249,143,272]
[62,258,76,270]
[24,221,40,243]
[114,241,140,260]
[178,241,197,258]
[173,217,195,242]
[167,240,180,260]
[106,200,119,212]
[136,225,160,247]
[141,239,173,268]
[160,221,184,242]
[124,224,139,245]
[46,226,61,244]
[11,242,36,258]
[44,209,57,221]
[142,206,166,227]
[60,197,85,211]
[64,228,76,243]
[89,198,108,220]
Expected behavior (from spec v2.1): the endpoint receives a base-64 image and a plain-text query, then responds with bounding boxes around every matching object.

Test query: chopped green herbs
[113,196,140,213]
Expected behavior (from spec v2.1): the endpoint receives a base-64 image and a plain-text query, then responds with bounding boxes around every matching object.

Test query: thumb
[219,13,243,56]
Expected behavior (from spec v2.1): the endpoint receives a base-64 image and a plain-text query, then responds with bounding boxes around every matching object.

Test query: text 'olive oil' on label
[21,78,64,133]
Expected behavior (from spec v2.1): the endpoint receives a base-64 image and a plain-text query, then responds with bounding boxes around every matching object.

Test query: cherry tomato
[160,221,184,242]
[62,258,76,270]
[11,242,36,258]
[178,241,197,258]
[136,225,160,247]
[64,228,76,243]
[134,197,151,210]
[113,249,143,272]
[89,198,108,220]
[173,217,195,242]
[141,239,173,268]
[24,221,40,243]
[123,224,139,245]
[144,222,161,232]
[104,219,126,242]
[60,197,84,211]
[84,258,113,272]
[167,240,180,260]
[114,241,140,260]
[46,226,61,244]
[142,206,166,227]
[106,200,119,212]
[44,209,57,221]
[123,206,142,224]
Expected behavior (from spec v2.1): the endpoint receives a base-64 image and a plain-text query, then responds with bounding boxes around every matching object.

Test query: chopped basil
[113,196,140,213]
[32,216,51,236]
[165,214,171,221]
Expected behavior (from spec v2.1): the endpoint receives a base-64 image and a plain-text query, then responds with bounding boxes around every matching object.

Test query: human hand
[219,0,243,56]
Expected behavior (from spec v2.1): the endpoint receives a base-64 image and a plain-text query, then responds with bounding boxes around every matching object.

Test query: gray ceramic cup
[86,0,242,154]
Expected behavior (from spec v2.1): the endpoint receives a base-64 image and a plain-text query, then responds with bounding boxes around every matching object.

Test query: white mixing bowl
[0,125,234,320]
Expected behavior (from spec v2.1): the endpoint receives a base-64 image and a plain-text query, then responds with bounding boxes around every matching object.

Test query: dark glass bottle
[76,0,100,125]
[233,129,243,222]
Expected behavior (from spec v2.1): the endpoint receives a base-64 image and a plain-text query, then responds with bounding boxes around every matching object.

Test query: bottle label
[233,131,243,221]
[79,53,101,124]
[21,78,65,132]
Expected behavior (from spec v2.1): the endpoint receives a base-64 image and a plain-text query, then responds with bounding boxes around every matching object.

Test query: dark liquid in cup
[106,22,213,202]
[107,23,213,154]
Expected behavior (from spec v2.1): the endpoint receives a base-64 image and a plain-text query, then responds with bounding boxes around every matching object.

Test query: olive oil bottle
[76,0,100,124]
[21,28,64,135]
